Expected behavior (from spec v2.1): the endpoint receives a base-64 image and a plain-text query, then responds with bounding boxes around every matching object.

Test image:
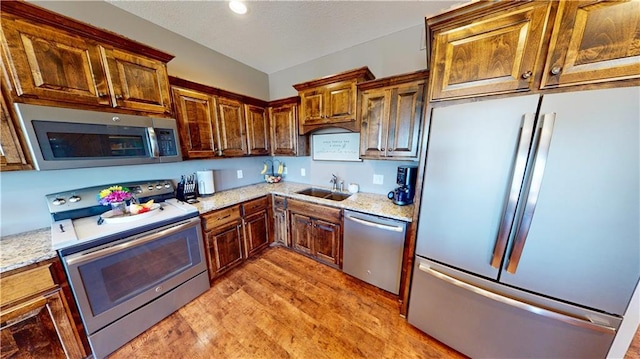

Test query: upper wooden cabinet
[215,96,248,157]
[0,1,174,115]
[171,86,219,159]
[358,70,428,160]
[244,104,270,156]
[293,67,375,134]
[426,0,640,101]
[1,80,32,171]
[268,97,309,157]
[427,1,551,101]
[540,0,640,89]
[169,76,269,159]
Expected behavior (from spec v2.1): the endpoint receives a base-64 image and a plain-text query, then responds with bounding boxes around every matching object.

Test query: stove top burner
[47,180,200,253]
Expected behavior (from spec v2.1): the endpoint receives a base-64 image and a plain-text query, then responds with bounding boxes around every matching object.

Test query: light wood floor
[109,246,640,359]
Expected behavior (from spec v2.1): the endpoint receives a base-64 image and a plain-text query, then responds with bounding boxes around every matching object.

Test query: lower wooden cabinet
[288,199,342,268]
[202,196,272,281]
[205,219,245,279]
[272,195,289,246]
[0,261,87,359]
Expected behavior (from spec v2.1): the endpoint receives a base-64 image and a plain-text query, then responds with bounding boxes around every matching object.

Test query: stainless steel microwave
[14,103,182,170]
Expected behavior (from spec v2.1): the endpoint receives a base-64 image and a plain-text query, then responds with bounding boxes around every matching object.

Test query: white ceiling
[107,1,463,74]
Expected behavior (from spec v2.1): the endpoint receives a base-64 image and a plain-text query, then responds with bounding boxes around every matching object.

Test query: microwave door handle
[147,127,159,158]
[490,113,536,269]
[505,113,556,274]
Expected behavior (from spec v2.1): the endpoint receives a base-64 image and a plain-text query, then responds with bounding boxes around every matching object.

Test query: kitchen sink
[296,188,351,201]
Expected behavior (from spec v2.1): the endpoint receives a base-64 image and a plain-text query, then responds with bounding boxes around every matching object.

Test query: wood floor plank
[106,246,640,358]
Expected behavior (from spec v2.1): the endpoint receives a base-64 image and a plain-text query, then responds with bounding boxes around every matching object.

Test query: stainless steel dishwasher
[343,210,407,294]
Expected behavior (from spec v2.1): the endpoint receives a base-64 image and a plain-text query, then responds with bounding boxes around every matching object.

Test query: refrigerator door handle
[505,113,556,274]
[490,113,536,269]
[418,263,616,334]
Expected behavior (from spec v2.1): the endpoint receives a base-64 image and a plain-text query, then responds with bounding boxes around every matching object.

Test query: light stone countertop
[193,182,415,222]
[1,227,54,273]
[0,182,414,274]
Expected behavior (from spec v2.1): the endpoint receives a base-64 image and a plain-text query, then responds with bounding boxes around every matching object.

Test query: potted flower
[98,186,132,216]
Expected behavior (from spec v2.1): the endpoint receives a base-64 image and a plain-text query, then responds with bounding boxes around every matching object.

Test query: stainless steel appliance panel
[499,87,640,315]
[14,103,182,170]
[408,258,619,359]
[343,210,407,294]
[415,95,540,279]
[64,217,206,334]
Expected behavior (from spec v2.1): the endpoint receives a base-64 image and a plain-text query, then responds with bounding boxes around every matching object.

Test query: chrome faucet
[330,174,338,191]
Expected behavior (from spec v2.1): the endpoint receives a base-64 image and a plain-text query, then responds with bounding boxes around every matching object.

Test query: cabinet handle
[362,121,368,126]
[550,66,562,76]
[217,214,231,221]
[521,71,532,79]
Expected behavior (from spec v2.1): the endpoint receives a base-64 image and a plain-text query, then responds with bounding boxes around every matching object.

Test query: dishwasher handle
[345,213,404,232]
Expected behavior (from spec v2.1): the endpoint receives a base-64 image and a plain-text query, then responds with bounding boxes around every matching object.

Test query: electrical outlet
[237,170,243,179]
[283,166,288,175]
[373,174,384,185]
[301,168,306,177]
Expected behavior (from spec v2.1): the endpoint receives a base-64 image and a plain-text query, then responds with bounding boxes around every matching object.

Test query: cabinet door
[359,88,390,157]
[1,17,110,106]
[429,1,550,100]
[243,209,270,258]
[215,97,247,157]
[171,87,219,158]
[386,82,425,158]
[325,80,356,124]
[273,206,289,246]
[299,89,324,126]
[541,0,640,89]
[101,47,172,114]
[244,104,270,155]
[313,220,341,268]
[290,212,313,255]
[269,103,298,156]
[1,87,31,170]
[1,292,85,359]
[206,221,244,279]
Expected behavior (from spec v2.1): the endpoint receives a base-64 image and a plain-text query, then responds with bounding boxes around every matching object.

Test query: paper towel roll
[196,170,215,195]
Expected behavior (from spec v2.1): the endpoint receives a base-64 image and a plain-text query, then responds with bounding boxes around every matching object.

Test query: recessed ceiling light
[229,1,247,15]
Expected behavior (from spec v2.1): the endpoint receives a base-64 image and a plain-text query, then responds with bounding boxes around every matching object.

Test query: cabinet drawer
[1,264,56,306]
[202,205,241,231]
[288,199,341,223]
[242,196,268,216]
[273,195,287,209]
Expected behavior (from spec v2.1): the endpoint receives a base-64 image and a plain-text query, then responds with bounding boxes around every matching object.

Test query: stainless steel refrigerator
[408,86,639,358]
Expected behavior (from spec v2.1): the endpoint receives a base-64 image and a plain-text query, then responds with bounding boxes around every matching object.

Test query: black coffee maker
[388,165,418,205]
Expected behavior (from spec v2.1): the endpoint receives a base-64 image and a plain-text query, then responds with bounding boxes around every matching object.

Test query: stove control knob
[69,195,81,203]
[155,184,163,190]
[164,183,171,189]
[133,187,143,194]
[52,198,66,205]
[148,185,154,190]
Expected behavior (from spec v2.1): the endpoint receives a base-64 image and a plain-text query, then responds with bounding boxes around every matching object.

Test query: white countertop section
[1,182,414,273]
[193,182,415,222]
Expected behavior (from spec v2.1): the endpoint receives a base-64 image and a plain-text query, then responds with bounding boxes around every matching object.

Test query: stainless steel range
[48,180,209,359]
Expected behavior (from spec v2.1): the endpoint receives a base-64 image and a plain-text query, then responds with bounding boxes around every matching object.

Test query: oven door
[63,217,206,334]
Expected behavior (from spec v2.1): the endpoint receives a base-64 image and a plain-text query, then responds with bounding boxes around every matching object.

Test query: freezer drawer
[343,210,406,294]
[408,257,620,359]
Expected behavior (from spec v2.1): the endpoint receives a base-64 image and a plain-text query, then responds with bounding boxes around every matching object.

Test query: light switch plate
[373,174,384,185]
[301,168,306,177]
[237,170,243,179]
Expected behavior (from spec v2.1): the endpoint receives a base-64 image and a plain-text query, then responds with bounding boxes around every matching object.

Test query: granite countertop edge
[1,182,414,274]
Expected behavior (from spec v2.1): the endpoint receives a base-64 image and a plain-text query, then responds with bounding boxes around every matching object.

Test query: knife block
[176,182,197,203]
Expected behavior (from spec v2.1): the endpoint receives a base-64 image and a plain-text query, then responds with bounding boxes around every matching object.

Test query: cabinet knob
[550,66,562,76]
[362,121,368,126]
[521,71,533,79]
[115,94,123,99]
[388,148,392,152]
[98,92,107,97]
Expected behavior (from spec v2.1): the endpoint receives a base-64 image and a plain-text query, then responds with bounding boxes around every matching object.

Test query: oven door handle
[65,217,200,266]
